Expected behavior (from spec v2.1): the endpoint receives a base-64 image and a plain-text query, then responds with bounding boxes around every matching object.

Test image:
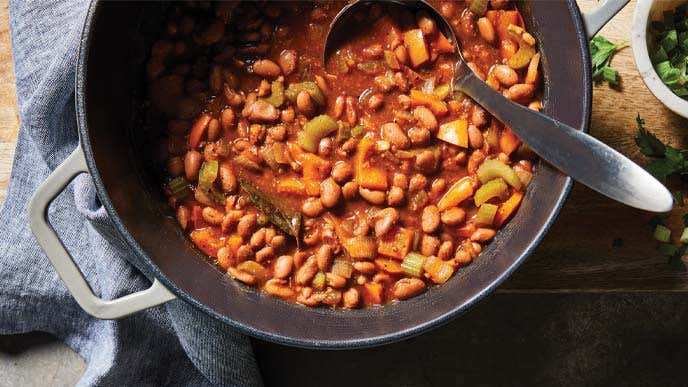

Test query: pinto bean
[316,244,333,271]
[342,181,359,200]
[273,255,294,279]
[278,49,297,75]
[392,173,408,189]
[270,235,286,250]
[471,105,488,127]
[467,150,486,175]
[345,96,358,126]
[493,65,519,87]
[421,234,440,256]
[255,246,274,262]
[438,241,454,260]
[422,205,441,233]
[415,150,437,173]
[392,278,426,300]
[219,162,237,194]
[249,228,267,249]
[331,161,352,184]
[408,126,431,146]
[264,278,295,299]
[342,288,360,308]
[302,197,325,217]
[362,44,384,59]
[207,118,221,141]
[318,137,334,157]
[409,174,427,191]
[381,122,410,149]
[470,228,496,242]
[394,45,408,65]
[228,267,256,285]
[333,95,345,119]
[367,93,384,110]
[184,150,202,181]
[416,11,437,35]
[247,99,280,122]
[221,108,235,132]
[441,207,466,226]
[320,178,342,208]
[505,84,536,104]
[477,17,495,43]
[295,257,319,285]
[176,206,190,230]
[413,106,438,131]
[326,273,347,289]
[387,186,405,206]
[468,124,484,149]
[374,208,399,237]
[202,207,224,225]
[281,106,295,123]
[296,90,315,117]
[359,187,386,205]
[237,213,257,237]
[353,261,376,274]
[167,156,184,177]
[252,59,281,78]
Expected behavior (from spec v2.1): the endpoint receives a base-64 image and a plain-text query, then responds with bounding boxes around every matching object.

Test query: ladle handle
[455,72,673,213]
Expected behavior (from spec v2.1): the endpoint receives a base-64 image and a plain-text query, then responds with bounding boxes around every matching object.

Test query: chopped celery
[402,252,426,277]
[336,122,351,143]
[312,271,326,290]
[261,80,284,107]
[169,176,191,199]
[237,261,268,281]
[198,160,219,188]
[332,259,354,278]
[475,203,498,226]
[654,224,672,242]
[474,178,508,206]
[476,159,523,190]
[469,0,488,16]
[680,228,688,244]
[297,114,338,152]
[284,81,326,105]
[351,124,364,138]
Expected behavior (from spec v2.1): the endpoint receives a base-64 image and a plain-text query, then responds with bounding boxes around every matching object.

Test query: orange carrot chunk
[494,191,524,227]
[403,29,430,68]
[437,177,474,211]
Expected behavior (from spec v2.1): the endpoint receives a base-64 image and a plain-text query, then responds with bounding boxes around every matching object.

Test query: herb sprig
[590,36,628,85]
[634,115,688,182]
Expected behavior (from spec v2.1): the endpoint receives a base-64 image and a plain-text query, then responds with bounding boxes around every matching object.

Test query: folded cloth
[0,1,262,385]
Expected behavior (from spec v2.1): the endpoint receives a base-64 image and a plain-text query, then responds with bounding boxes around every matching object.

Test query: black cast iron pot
[28,0,627,349]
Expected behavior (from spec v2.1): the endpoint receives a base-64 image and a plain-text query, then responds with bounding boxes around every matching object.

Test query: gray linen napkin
[0,1,262,385]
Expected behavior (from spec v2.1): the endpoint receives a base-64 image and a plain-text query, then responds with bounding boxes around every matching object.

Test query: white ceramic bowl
[632,0,688,118]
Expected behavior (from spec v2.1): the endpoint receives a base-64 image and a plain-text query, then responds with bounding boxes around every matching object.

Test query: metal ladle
[323,0,673,212]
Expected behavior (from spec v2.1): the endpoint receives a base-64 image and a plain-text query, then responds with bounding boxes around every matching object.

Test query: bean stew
[148,1,541,308]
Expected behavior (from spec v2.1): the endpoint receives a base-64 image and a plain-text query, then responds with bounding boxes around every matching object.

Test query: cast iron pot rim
[74,0,590,349]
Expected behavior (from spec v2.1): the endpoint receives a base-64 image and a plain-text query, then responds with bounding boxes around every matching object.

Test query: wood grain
[0,0,18,206]
[0,0,686,291]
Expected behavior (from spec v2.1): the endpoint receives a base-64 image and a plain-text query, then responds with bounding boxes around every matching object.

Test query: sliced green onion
[401,252,426,277]
[169,176,191,199]
[475,203,498,226]
[331,259,353,279]
[297,114,338,152]
[198,160,219,188]
[654,224,672,242]
[312,271,326,290]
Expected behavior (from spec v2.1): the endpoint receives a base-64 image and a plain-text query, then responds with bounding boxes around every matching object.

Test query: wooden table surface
[1,0,687,292]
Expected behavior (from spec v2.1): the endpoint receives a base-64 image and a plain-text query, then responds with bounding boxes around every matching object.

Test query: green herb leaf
[634,115,666,157]
[589,36,628,85]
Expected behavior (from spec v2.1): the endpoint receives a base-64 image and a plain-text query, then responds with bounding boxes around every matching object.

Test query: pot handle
[28,146,177,320]
[582,0,629,39]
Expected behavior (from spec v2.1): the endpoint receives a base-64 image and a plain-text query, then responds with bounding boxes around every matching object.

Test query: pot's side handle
[28,146,177,320]
[581,0,630,39]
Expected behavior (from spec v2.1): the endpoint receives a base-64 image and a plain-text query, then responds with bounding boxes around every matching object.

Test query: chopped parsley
[634,115,688,182]
[589,36,628,85]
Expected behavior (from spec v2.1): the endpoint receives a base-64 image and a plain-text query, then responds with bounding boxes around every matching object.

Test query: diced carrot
[437,118,468,148]
[305,180,321,196]
[499,126,521,155]
[276,178,307,195]
[437,177,474,211]
[288,142,331,194]
[217,234,242,269]
[525,52,541,85]
[377,227,414,260]
[494,191,523,227]
[423,256,454,284]
[358,167,388,190]
[361,283,383,306]
[430,31,455,54]
[375,259,404,275]
[190,205,208,229]
[403,29,430,68]
[188,113,211,149]
[354,137,388,190]
[496,10,521,41]
[190,227,225,257]
[226,234,243,255]
[409,89,448,116]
